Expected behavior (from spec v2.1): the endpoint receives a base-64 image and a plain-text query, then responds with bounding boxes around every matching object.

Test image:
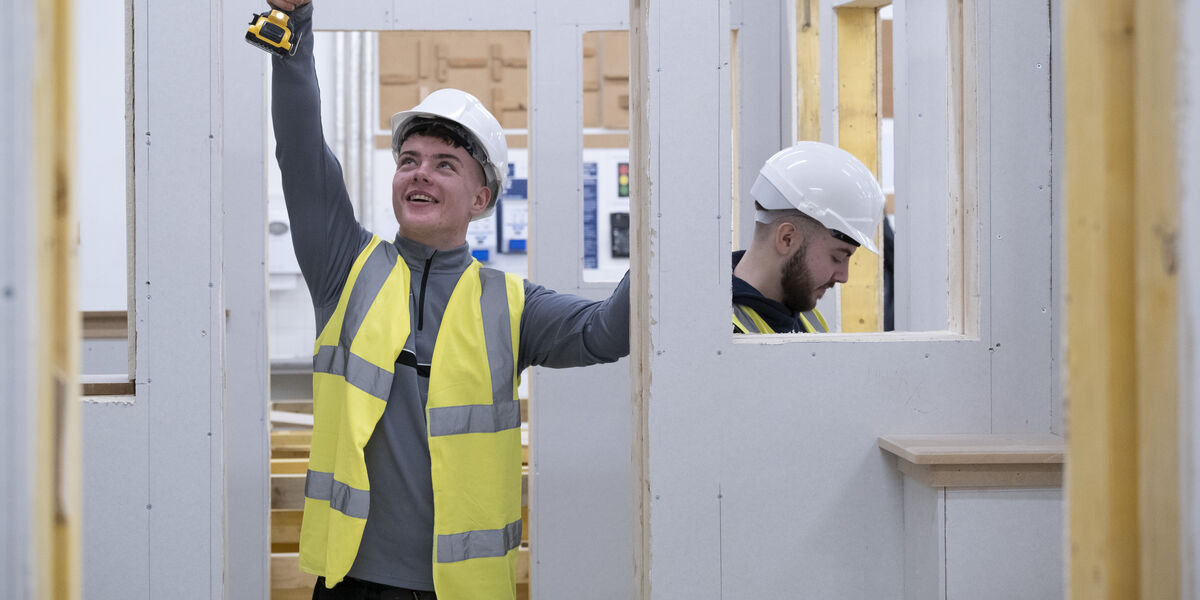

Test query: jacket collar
[394,234,474,273]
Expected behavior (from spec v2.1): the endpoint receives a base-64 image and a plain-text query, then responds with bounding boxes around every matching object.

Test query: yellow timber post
[1065,0,1180,597]
[835,7,883,332]
[797,0,820,142]
[32,0,82,597]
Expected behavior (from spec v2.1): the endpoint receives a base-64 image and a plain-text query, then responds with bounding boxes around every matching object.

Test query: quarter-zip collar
[395,235,474,331]
[394,235,474,273]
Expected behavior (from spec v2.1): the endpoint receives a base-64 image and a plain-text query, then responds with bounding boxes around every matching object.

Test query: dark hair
[753,201,860,247]
[399,118,478,157]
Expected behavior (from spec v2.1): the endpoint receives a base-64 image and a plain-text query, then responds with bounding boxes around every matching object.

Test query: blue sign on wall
[583,162,598,269]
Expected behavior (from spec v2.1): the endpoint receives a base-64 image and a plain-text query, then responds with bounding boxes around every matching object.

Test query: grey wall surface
[2,0,37,596]
[75,0,127,312]
[635,0,1056,596]
[81,0,269,597]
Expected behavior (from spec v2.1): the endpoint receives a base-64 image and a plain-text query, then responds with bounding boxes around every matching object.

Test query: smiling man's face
[392,133,491,250]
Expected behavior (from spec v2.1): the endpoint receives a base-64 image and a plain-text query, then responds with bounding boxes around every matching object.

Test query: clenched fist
[267,0,309,11]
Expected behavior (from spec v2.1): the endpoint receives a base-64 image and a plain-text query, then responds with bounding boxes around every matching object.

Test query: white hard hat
[751,141,886,254]
[390,89,509,220]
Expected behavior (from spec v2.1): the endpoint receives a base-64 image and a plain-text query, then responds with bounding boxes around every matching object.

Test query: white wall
[944,488,1064,599]
[83,0,270,597]
[75,0,127,312]
[2,0,38,596]
[634,0,1057,596]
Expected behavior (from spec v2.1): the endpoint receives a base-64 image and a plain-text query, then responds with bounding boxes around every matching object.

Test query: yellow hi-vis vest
[732,304,828,333]
[299,235,526,600]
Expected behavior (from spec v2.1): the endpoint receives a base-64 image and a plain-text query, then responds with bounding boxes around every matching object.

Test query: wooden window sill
[877,434,1065,488]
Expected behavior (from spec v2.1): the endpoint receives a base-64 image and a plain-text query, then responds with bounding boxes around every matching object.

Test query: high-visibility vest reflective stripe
[732,304,827,334]
[733,304,775,333]
[299,236,525,600]
[428,265,525,599]
[798,309,828,333]
[301,236,409,585]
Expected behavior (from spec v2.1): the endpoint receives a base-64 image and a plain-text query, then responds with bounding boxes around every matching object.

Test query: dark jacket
[732,250,807,333]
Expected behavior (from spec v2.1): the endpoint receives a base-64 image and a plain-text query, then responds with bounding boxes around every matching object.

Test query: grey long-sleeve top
[271,4,630,590]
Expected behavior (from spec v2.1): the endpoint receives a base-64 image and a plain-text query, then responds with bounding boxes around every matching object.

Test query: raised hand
[267,0,309,11]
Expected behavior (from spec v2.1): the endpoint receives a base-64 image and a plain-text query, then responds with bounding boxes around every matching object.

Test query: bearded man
[732,142,885,334]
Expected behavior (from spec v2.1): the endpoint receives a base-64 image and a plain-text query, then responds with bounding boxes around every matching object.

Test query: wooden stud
[33,0,82,596]
[1062,0,1185,593]
[836,7,883,332]
[1134,1,1180,597]
[731,27,741,249]
[796,0,820,141]
[629,0,652,595]
[1065,0,1139,597]
[947,0,969,336]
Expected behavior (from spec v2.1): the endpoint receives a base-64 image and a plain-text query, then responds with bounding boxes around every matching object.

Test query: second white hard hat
[390,88,509,220]
[751,141,886,254]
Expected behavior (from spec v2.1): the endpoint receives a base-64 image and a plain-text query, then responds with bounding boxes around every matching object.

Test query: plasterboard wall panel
[818,0,839,148]
[945,488,1063,599]
[734,0,791,246]
[317,0,537,31]
[310,0,391,30]
[222,0,271,595]
[638,0,734,595]
[529,360,633,599]
[527,3,634,598]
[1,0,36,595]
[715,338,990,598]
[977,0,1053,432]
[636,0,1055,597]
[392,1,535,30]
[129,1,226,596]
[566,4,630,27]
[527,22,583,287]
[82,400,151,599]
[892,0,954,333]
[902,480,946,600]
[76,0,128,312]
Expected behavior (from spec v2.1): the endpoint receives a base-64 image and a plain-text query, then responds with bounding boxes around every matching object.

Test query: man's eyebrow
[835,247,854,257]
[397,150,464,164]
[431,153,464,164]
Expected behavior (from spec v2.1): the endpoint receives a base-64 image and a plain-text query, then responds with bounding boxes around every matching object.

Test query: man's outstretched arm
[518,272,631,371]
[269,1,369,309]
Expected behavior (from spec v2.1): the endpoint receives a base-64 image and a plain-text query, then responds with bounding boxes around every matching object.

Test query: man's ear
[470,186,492,216]
[774,221,800,255]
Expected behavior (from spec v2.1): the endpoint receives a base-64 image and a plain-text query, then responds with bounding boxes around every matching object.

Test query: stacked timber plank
[269,399,531,599]
[269,427,315,600]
